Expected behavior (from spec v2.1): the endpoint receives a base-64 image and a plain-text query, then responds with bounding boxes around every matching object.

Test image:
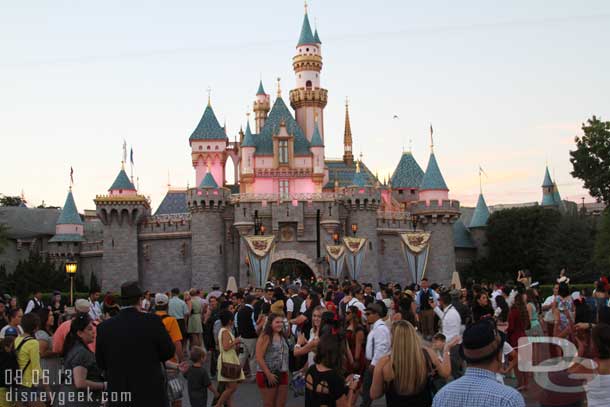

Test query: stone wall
[420,221,455,285]
[470,228,488,259]
[139,237,192,292]
[101,214,139,291]
[191,211,226,289]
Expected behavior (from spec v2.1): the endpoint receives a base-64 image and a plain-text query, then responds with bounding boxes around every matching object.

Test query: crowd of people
[0,271,607,407]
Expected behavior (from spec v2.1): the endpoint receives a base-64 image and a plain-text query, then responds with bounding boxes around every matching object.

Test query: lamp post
[65,259,77,306]
[260,225,266,235]
[351,223,358,236]
[332,232,340,244]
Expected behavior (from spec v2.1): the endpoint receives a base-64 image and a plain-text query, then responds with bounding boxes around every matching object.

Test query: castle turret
[390,150,424,205]
[310,115,325,184]
[541,166,555,207]
[95,165,150,291]
[469,192,490,258]
[253,81,270,133]
[189,100,228,188]
[343,100,354,165]
[289,6,328,141]
[49,188,84,261]
[419,151,449,202]
[240,121,256,193]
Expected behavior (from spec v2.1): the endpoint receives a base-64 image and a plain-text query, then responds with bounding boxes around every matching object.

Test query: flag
[70,167,74,185]
[122,140,127,163]
[479,165,488,178]
[430,124,433,135]
[130,147,134,165]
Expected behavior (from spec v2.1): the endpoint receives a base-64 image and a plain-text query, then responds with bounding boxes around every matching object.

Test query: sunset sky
[2,0,609,212]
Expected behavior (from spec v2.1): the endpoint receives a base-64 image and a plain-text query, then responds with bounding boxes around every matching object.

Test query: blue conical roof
[314,29,321,44]
[541,191,556,206]
[256,80,266,95]
[199,172,219,189]
[470,193,490,228]
[420,152,448,190]
[57,190,83,225]
[552,183,563,206]
[297,13,316,46]
[255,97,310,155]
[109,169,136,191]
[241,121,256,147]
[351,163,369,187]
[390,151,424,188]
[454,219,476,248]
[542,166,553,188]
[310,121,323,147]
[189,104,228,141]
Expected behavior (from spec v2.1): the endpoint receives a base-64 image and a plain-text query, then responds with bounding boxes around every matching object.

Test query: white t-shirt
[0,325,24,339]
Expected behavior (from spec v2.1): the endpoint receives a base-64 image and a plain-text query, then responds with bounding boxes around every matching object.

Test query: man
[361,301,391,407]
[416,278,439,339]
[342,286,366,318]
[363,283,375,306]
[24,290,44,314]
[236,294,258,381]
[0,308,23,339]
[96,281,175,407]
[155,293,185,407]
[207,284,223,300]
[541,283,560,336]
[52,299,96,352]
[169,287,189,353]
[432,320,525,407]
[88,289,102,321]
[433,291,463,378]
[285,285,303,320]
[254,285,274,320]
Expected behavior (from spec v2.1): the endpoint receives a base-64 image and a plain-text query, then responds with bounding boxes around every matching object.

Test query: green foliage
[0,195,24,207]
[594,208,610,274]
[464,207,597,284]
[0,224,9,254]
[0,255,89,304]
[570,116,610,205]
[537,283,594,299]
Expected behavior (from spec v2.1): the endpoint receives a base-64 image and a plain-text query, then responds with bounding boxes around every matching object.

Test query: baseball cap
[75,299,91,313]
[4,327,18,337]
[155,293,169,306]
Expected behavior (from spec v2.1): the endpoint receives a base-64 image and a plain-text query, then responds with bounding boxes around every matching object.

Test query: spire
[351,160,369,187]
[343,98,354,164]
[297,5,316,46]
[469,193,490,228]
[314,28,321,44]
[199,171,219,189]
[542,166,553,187]
[57,190,83,225]
[276,77,282,98]
[242,120,256,147]
[420,152,448,191]
[256,80,266,96]
[109,168,136,192]
[310,114,323,147]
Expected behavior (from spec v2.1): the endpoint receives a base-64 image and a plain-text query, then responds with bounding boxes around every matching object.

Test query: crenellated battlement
[186,187,231,212]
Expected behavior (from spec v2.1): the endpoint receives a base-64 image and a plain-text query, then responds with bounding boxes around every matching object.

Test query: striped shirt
[432,367,525,407]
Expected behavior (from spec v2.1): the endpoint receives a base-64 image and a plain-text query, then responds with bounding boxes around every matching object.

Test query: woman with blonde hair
[370,320,453,407]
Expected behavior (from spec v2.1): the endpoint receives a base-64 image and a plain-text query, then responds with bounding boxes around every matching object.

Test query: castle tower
[310,115,325,185]
[289,6,328,142]
[343,160,381,282]
[49,188,85,260]
[343,100,354,165]
[469,193,490,259]
[411,140,459,285]
[240,120,256,193]
[390,150,424,205]
[189,100,229,188]
[95,165,150,291]
[187,175,230,289]
[541,166,557,207]
[253,81,270,133]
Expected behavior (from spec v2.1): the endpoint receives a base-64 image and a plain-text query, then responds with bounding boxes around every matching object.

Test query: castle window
[411,189,416,195]
[279,140,289,164]
[279,180,289,199]
[398,190,403,195]
[198,145,202,150]
[215,145,219,150]
[306,48,309,52]
[305,80,312,89]
[207,145,211,150]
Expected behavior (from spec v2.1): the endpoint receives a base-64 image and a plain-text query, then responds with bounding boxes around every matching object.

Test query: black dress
[385,352,433,407]
[305,364,348,407]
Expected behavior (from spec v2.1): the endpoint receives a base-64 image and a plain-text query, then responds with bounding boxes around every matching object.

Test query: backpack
[3,336,35,388]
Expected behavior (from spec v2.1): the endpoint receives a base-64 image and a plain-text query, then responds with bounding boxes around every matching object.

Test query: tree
[594,208,610,274]
[0,195,23,207]
[0,255,66,303]
[570,116,610,206]
[0,224,8,254]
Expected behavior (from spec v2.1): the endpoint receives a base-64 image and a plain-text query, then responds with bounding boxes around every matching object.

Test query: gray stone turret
[187,184,231,288]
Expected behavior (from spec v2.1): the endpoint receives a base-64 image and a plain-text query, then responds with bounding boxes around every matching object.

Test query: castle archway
[269,250,318,283]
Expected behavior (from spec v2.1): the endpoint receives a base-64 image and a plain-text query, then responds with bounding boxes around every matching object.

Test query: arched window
[305,80,312,89]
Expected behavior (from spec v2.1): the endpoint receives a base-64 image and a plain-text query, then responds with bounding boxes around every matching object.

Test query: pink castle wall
[419,189,449,203]
[109,189,137,197]
[56,224,84,235]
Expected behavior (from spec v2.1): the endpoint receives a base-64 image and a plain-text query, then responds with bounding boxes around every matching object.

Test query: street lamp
[65,259,77,306]
[260,225,266,235]
[351,224,358,236]
[332,232,340,244]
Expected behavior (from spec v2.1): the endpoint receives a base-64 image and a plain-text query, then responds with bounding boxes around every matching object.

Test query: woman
[141,290,152,312]
[344,305,366,377]
[8,298,18,313]
[305,333,358,407]
[188,289,204,349]
[392,296,417,326]
[61,313,105,406]
[472,292,494,323]
[255,313,290,407]
[35,309,61,394]
[50,291,64,331]
[370,320,451,407]
[102,293,120,319]
[289,293,321,340]
[525,289,543,336]
[507,292,530,390]
[215,310,244,407]
[494,295,510,333]
[324,291,337,315]
[294,306,323,368]
[576,323,610,406]
[554,282,575,338]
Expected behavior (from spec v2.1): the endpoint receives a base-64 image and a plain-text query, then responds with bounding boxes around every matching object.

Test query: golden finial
[304,0,308,14]
[206,86,212,106]
[276,77,281,97]
[314,111,318,122]
[356,160,361,173]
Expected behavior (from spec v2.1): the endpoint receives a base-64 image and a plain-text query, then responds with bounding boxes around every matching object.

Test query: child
[431,333,446,360]
[185,346,219,407]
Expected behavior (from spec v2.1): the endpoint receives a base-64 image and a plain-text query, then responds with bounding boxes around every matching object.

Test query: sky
[1,0,609,213]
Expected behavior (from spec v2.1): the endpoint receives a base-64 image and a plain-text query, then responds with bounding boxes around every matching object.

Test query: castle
[1,8,577,292]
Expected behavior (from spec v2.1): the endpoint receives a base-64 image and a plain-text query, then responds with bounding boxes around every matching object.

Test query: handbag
[220,352,242,380]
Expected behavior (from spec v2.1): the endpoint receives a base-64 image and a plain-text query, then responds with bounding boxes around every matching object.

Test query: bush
[41,292,91,306]
[537,283,594,299]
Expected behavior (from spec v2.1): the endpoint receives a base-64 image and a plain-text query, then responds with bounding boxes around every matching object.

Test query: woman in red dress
[344,305,366,378]
[507,290,531,390]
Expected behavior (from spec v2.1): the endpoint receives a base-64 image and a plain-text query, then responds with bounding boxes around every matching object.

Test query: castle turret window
[279,180,289,198]
[306,80,312,89]
[279,140,289,164]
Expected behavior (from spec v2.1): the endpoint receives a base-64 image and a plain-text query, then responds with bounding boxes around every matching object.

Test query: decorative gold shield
[244,235,275,258]
[326,245,345,260]
[400,232,431,254]
[343,237,367,254]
